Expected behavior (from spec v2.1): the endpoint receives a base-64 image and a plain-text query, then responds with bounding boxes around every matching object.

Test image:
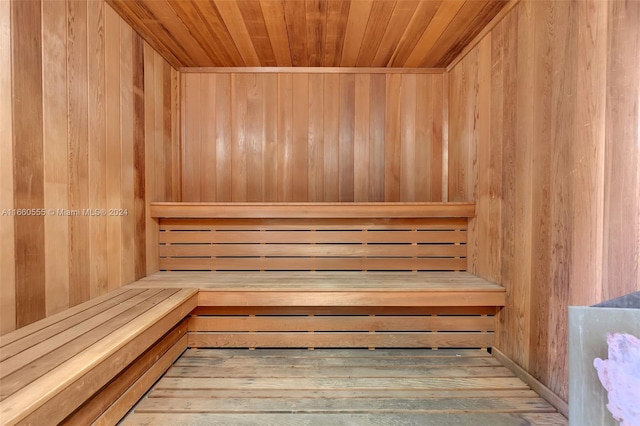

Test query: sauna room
[1,0,639,425]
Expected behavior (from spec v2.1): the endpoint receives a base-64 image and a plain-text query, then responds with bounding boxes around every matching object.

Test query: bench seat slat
[0,287,134,348]
[0,289,156,366]
[0,288,197,425]
[0,289,172,393]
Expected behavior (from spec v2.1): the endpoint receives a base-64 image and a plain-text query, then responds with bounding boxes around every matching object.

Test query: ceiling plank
[371,0,420,67]
[340,0,374,67]
[141,0,214,66]
[237,0,277,66]
[214,0,261,66]
[259,0,292,66]
[404,0,466,67]
[306,0,328,67]
[355,0,397,67]
[433,0,509,67]
[283,0,309,67]
[191,1,245,67]
[388,0,441,67]
[323,0,351,67]
[106,0,184,67]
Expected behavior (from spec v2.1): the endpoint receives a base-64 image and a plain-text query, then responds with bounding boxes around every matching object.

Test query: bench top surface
[132,271,504,292]
[0,287,197,425]
[150,202,475,219]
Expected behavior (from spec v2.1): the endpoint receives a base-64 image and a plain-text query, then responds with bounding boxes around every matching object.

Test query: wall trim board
[179,67,446,74]
[492,347,568,418]
[446,0,521,72]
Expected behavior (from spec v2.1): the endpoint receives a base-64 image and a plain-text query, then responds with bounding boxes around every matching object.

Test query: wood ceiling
[107,0,509,69]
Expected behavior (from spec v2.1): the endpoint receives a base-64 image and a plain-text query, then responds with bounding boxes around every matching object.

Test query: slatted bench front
[147,202,505,350]
[0,287,197,426]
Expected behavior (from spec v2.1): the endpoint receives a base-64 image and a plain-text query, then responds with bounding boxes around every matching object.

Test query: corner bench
[0,202,506,425]
[0,287,197,425]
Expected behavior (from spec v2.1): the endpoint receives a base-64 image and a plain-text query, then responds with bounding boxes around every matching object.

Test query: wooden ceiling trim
[404,0,466,67]
[388,0,441,66]
[259,0,292,66]
[371,0,420,67]
[179,67,446,74]
[446,0,521,71]
[355,0,397,67]
[283,1,309,66]
[323,0,351,67]
[340,0,374,67]
[214,0,261,66]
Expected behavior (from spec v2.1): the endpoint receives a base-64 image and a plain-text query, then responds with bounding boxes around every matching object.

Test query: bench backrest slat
[158,216,468,272]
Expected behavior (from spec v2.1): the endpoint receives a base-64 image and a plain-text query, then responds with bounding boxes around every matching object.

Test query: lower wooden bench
[135,271,505,349]
[0,287,197,426]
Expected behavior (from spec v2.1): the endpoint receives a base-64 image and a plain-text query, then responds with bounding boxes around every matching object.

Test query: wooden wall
[448,0,640,401]
[181,72,445,202]
[0,1,179,334]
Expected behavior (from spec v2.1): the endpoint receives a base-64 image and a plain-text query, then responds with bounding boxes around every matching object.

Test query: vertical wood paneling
[353,74,370,201]
[133,36,146,280]
[143,43,156,276]
[68,0,90,305]
[88,0,108,297]
[323,74,340,201]
[308,74,324,201]
[263,74,278,201]
[120,23,135,285]
[292,74,310,201]
[368,74,385,201]
[338,74,355,201]
[106,6,122,290]
[384,74,402,201]
[181,71,445,203]
[42,0,70,315]
[215,74,232,201]
[0,0,15,334]
[277,73,293,201]
[246,74,264,201]
[12,0,46,326]
[448,0,640,402]
[2,2,177,333]
[602,0,640,301]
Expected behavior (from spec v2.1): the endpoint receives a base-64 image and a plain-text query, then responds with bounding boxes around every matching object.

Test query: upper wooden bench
[151,202,474,272]
[0,287,197,425]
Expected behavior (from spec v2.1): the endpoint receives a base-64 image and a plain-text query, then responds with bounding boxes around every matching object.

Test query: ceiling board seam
[178,67,447,75]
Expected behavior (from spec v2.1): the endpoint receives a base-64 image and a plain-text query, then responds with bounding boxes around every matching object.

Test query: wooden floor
[121,349,567,426]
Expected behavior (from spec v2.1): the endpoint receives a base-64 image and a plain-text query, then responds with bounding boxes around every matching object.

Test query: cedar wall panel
[448,0,640,401]
[0,2,179,333]
[181,72,445,202]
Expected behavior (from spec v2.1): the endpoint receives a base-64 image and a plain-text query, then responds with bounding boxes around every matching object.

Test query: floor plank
[123,348,567,425]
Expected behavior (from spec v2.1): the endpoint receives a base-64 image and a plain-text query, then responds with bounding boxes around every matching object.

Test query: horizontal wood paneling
[448,0,640,402]
[106,0,509,68]
[182,72,445,202]
[1,1,178,334]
